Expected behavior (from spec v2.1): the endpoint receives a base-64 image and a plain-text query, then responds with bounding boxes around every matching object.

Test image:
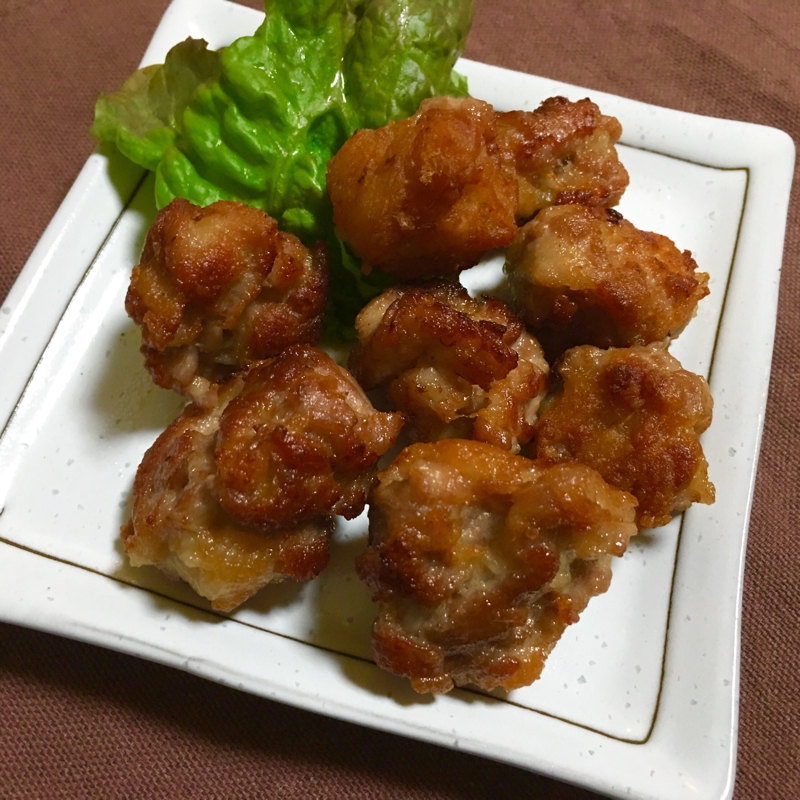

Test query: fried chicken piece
[126,198,329,408]
[121,379,333,612]
[214,345,405,530]
[349,282,549,453]
[326,95,628,278]
[495,96,629,219]
[505,205,710,360]
[534,344,715,529]
[122,345,403,611]
[327,96,519,278]
[356,439,638,694]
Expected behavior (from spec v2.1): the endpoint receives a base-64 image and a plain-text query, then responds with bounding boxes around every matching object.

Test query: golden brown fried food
[126,198,329,407]
[326,95,628,278]
[214,345,404,530]
[496,96,629,219]
[534,344,715,529]
[121,379,333,612]
[327,96,519,278]
[122,345,403,611]
[349,282,549,452]
[356,439,638,693]
[505,205,710,360]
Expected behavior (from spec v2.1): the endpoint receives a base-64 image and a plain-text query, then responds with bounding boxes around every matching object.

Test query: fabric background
[1,0,798,797]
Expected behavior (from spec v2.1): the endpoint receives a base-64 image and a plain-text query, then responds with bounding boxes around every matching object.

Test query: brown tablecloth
[1,1,798,797]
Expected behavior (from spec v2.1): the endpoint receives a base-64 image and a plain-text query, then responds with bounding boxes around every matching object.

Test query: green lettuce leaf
[91,38,221,171]
[154,0,360,238]
[91,0,475,337]
[343,0,473,129]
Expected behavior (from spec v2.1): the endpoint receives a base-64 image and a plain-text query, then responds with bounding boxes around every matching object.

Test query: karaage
[505,205,710,360]
[123,345,404,611]
[349,282,549,452]
[326,95,629,278]
[327,96,518,278]
[356,439,638,693]
[534,344,715,529]
[126,198,329,407]
[496,96,629,219]
[214,345,405,529]
[121,377,333,612]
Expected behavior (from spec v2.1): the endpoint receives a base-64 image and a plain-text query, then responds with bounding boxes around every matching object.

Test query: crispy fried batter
[505,205,710,360]
[126,198,329,407]
[534,344,715,529]
[326,95,628,278]
[327,96,519,278]
[121,378,333,612]
[349,282,549,452]
[215,345,405,529]
[356,439,638,693]
[122,345,403,611]
[496,96,629,218]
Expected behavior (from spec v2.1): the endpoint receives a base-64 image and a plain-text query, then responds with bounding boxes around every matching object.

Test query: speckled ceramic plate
[0,1,793,798]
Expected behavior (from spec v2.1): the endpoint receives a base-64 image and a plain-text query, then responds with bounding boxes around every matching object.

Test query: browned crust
[534,344,715,528]
[506,205,710,359]
[356,440,637,693]
[214,345,405,528]
[126,198,329,405]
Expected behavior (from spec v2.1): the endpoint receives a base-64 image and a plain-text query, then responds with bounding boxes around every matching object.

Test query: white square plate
[0,1,794,798]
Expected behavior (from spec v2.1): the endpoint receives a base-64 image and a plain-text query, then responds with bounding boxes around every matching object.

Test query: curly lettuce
[91,38,222,172]
[92,0,474,339]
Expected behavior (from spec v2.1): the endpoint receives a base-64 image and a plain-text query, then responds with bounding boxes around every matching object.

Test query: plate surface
[0,1,794,798]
